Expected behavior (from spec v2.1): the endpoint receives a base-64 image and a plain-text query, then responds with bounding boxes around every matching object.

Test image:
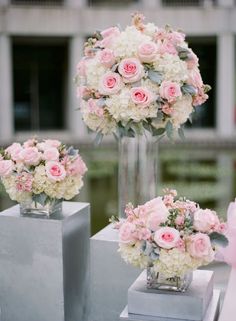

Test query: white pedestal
[0,202,90,321]
[89,224,141,321]
[128,270,214,321]
[120,289,220,321]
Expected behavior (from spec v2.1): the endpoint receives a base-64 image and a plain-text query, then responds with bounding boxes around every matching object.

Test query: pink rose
[138,41,158,63]
[119,222,136,243]
[193,209,220,233]
[101,26,120,39]
[159,81,182,102]
[187,69,203,89]
[157,40,178,55]
[5,143,23,162]
[23,139,37,148]
[44,140,61,149]
[0,160,14,177]
[43,147,59,161]
[100,27,120,48]
[130,87,155,108]
[99,72,123,95]
[20,147,41,166]
[118,58,144,83]
[16,172,33,192]
[188,233,214,261]
[45,161,66,182]
[98,49,116,68]
[154,227,180,249]
[145,197,169,230]
[167,31,185,45]
[67,156,87,176]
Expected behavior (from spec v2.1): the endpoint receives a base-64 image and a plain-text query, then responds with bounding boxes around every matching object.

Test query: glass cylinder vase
[118,133,158,217]
[147,265,193,292]
[20,198,62,218]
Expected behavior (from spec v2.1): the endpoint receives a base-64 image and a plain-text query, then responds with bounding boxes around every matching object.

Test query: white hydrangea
[110,26,151,58]
[81,108,116,135]
[119,242,149,269]
[32,165,48,194]
[86,58,107,89]
[153,248,200,278]
[106,88,157,123]
[33,165,84,200]
[172,95,193,128]
[43,175,83,200]
[143,23,158,37]
[153,53,188,82]
[2,176,32,203]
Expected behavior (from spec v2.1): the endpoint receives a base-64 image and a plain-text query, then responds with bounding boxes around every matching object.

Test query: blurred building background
[0,0,236,236]
[0,0,235,145]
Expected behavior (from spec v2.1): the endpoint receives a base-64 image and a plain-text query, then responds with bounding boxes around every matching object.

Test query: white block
[89,224,141,321]
[120,289,220,321]
[128,270,214,321]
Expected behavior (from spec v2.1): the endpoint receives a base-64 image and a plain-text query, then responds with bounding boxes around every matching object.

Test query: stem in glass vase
[118,133,158,218]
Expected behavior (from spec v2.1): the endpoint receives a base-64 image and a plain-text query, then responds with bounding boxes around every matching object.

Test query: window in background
[186,37,217,128]
[13,39,68,131]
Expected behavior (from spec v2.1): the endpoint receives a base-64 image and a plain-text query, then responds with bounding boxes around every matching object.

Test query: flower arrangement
[114,189,228,278]
[0,139,87,206]
[76,13,210,141]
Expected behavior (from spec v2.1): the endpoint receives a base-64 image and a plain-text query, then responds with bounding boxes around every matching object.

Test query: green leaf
[152,127,166,136]
[165,121,173,140]
[209,232,229,248]
[178,127,185,141]
[181,84,197,96]
[32,193,48,206]
[147,70,163,84]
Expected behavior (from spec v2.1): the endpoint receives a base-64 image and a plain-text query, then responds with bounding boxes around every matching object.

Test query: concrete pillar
[67,35,87,140]
[0,34,14,144]
[216,33,235,138]
[217,0,234,7]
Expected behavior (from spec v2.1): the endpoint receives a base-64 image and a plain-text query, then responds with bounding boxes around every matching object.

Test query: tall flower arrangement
[114,189,228,278]
[0,139,87,205]
[76,13,210,141]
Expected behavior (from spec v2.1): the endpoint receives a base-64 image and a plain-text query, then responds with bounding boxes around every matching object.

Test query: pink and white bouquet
[0,138,87,205]
[115,189,227,278]
[76,13,210,141]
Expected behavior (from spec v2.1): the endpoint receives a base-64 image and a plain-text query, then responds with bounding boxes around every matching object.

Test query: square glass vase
[20,199,62,218]
[147,265,193,292]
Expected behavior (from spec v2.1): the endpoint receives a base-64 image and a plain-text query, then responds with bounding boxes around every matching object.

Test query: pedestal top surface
[91,223,119,242]
[0,201,89,221]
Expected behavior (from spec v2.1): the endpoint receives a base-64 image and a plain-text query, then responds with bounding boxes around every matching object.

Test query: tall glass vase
[118,133,158,217]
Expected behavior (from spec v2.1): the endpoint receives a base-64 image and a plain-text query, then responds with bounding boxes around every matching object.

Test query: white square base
[120,289,220,321]
[128,270,214,321]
